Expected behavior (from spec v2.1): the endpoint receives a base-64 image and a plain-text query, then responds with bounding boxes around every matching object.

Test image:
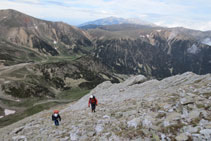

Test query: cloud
[155,19,211,31]
[0,0,211,30]
[8,0,40,4]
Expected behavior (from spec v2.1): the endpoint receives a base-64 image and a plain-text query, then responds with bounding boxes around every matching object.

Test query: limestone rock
[175,133,189,141]
[127,118,141,128]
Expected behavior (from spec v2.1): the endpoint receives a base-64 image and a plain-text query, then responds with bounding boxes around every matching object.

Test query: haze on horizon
[0,0,211,31]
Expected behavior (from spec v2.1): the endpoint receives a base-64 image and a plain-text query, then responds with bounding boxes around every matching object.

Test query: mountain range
[0,9,211,127]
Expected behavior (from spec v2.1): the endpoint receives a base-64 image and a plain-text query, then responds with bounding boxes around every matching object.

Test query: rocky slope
[0,72,210,140]
[88,25,211,78]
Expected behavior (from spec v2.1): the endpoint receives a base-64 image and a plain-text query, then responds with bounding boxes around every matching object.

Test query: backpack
[90,98,97,104]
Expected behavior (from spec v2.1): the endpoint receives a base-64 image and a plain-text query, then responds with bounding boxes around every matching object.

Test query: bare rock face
[0,72,210,140]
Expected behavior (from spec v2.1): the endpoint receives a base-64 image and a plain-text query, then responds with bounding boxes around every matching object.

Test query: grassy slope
[0,88,90,128]
[0,39,45,66]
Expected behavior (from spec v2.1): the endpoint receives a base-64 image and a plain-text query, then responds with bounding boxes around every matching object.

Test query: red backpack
[90,98,97,104]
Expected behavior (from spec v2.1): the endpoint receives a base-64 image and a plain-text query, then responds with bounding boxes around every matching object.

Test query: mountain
[0,9,92,58]
[79,17,155,29]
[87,25,211,79]
[0,9,121,127]
[0,9,211,127]
[0,72,210,140]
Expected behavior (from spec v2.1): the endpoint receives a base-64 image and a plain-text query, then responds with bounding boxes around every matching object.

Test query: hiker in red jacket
[88,95,98,112]
[52,110,61,126]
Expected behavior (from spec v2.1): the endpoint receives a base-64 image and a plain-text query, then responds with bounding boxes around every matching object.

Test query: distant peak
[0,9,28,17]
[0,9,21,13]
[104,16,124,19]
[79,17,154,27]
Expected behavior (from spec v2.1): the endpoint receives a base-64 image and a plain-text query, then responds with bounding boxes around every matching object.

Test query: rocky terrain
[0,9,211,128]
[0,72,210,140]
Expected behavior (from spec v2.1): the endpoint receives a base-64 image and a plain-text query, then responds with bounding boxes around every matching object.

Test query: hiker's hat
[54,110,59,113]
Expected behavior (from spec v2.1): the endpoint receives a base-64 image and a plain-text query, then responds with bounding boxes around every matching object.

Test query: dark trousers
[91,103,96,112]
[54,120,59,126]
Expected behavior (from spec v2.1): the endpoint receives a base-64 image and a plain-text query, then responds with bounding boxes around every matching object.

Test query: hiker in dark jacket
[52,110,61,126]
[88,95,98,112]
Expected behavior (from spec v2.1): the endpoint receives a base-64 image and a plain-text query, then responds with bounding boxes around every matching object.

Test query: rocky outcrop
[0,72,210,140]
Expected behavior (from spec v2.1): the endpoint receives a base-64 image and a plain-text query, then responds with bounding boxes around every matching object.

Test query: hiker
[52,110,61,126]
[88,95,98,112]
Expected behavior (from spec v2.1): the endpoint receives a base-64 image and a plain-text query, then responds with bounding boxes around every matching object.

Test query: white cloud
[13,0,40,3]
[156,20,211,31]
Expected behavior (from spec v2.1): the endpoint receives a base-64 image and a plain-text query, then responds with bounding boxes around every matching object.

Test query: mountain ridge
[0,9,92,57]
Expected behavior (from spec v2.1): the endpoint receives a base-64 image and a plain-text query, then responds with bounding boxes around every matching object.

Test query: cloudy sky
[0,0,211,31]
